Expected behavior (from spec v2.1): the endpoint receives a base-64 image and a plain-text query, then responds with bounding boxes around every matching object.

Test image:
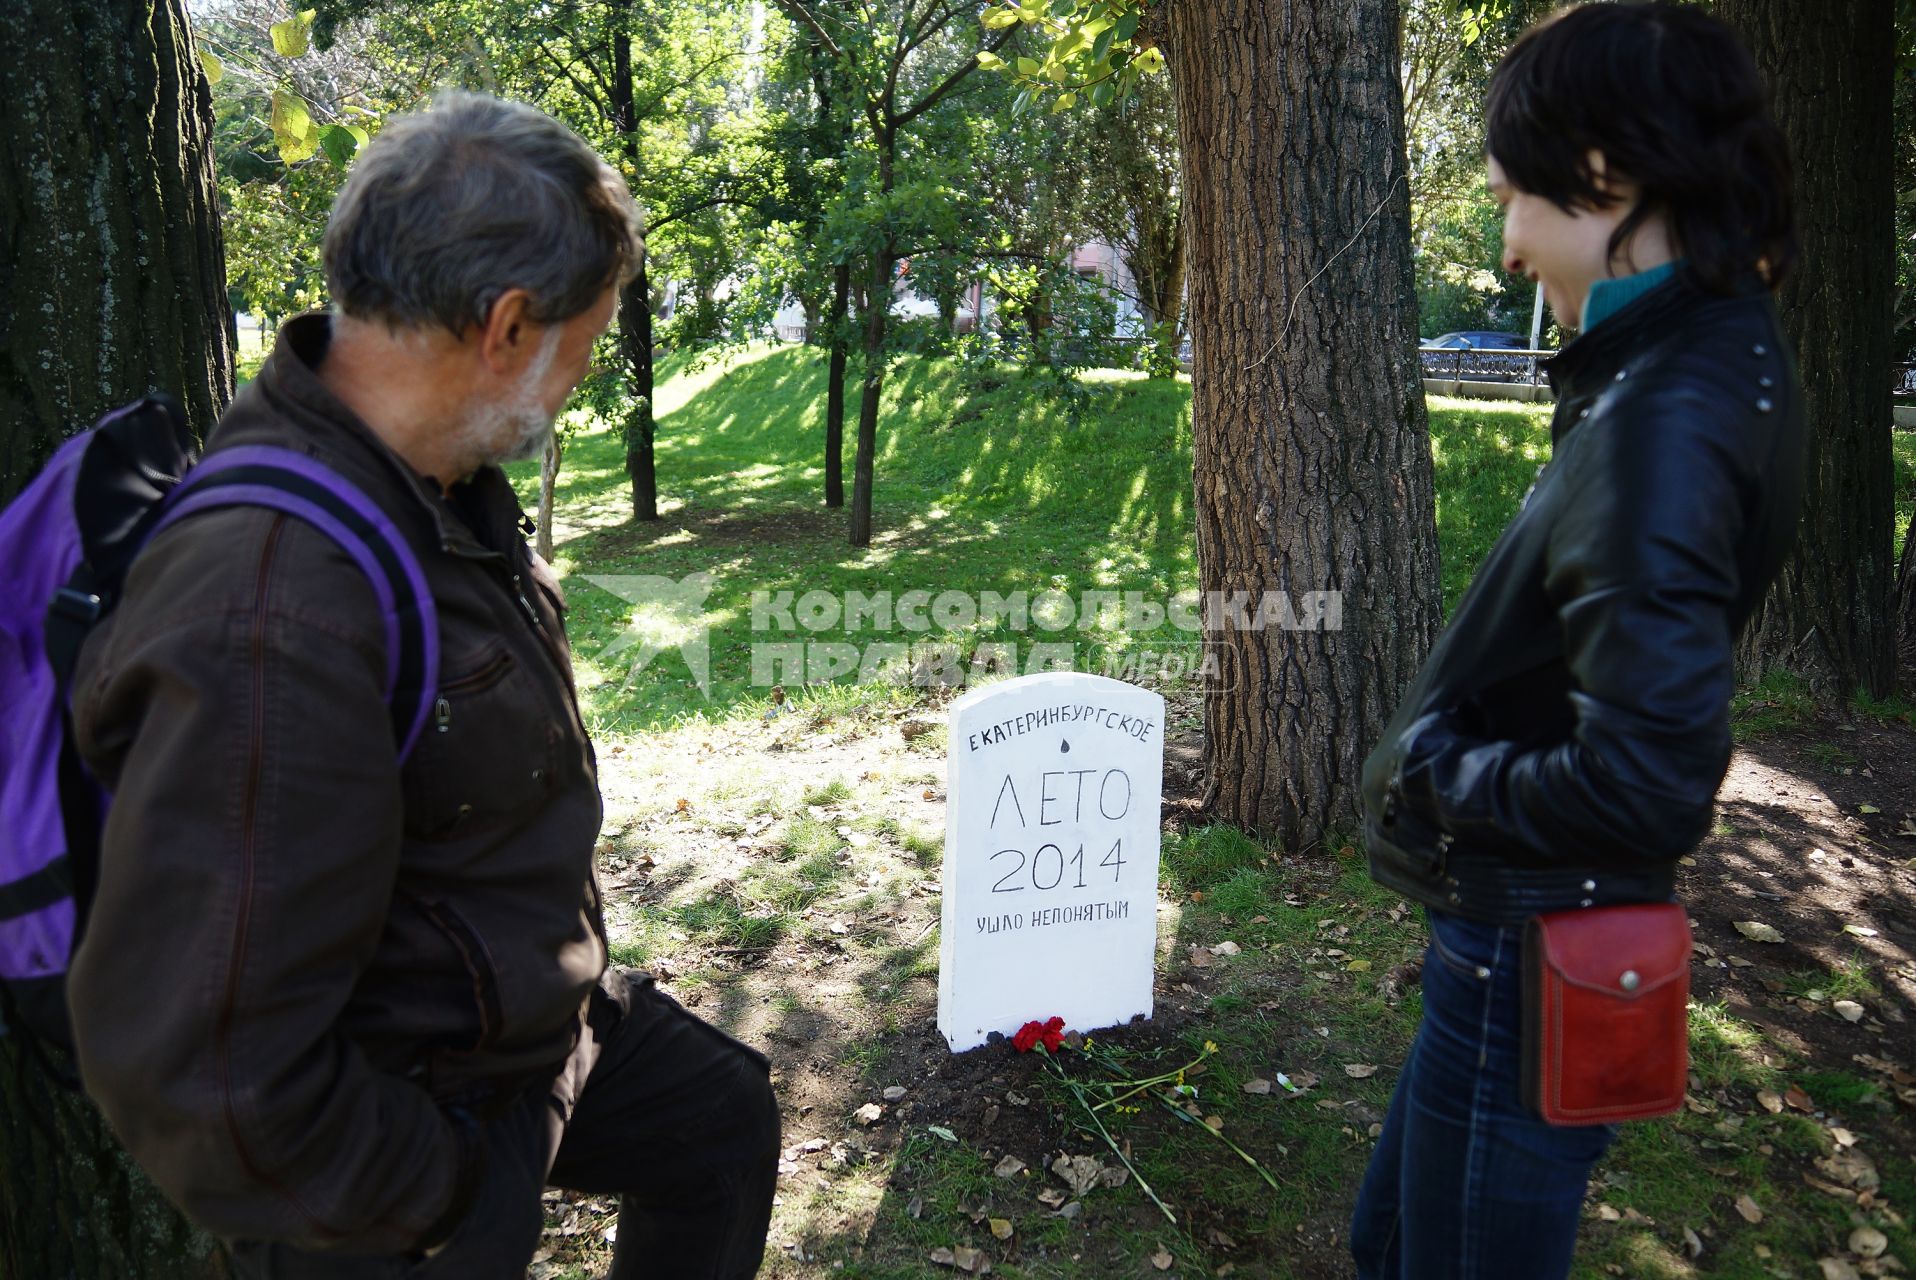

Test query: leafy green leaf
[1133,45,1165,75]
[975,49,1005,69]
[269,12,312,57]
[1090,26,1115,64]
[1115,8,1139,42]
[1050,90,1078,113]
[269,89,319,163]
[1014,56,1041,77]
[318,124,359,168]
[981,6,1023,30]
[196,47,224,86]
[1049,0,1076,16]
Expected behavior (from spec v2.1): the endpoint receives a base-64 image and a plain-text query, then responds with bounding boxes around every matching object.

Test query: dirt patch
[533,698,1916,1279]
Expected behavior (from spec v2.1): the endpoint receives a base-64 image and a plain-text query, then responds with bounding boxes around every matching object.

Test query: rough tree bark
[1165,0,1443,846]
[0,1,233,1274]
[0,0,233,502]
[1716,0,1896,698]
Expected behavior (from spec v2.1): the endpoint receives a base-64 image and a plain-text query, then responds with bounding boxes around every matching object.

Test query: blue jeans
[1351,911,1616,1279]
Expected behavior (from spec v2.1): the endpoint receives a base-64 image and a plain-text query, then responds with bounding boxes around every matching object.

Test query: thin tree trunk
[609,19,658,523]
[825,260,850,509]
[1717,0,1896,698]
[536,433,561,561]
[621,252,658,522]
[1167,0,1442,847]
[851,245,890,547]
[1,0,234,1271]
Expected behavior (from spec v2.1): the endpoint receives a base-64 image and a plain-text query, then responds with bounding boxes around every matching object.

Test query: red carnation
[1013,1016,1068,1054]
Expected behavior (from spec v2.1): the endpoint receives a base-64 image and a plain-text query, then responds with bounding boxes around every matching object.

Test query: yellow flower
[1203,1040,1219,1054]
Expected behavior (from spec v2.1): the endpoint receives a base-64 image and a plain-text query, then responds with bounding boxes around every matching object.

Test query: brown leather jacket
[66,314,608,1253]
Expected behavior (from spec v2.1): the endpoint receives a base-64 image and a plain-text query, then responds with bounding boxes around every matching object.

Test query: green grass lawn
[512,350,1912,1278]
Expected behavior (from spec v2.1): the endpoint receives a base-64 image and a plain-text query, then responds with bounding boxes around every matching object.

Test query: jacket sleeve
[67,510,473,1253]
[1393,384,1752,865]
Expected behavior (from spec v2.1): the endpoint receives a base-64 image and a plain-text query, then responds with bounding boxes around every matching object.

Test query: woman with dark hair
[1351,4,1803,1276]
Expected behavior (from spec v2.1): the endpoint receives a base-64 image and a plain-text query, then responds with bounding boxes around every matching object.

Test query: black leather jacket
[1362,273,1806,924]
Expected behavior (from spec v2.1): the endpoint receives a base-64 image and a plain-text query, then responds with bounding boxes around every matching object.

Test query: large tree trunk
[1717,0,1896,698]
[1166,0,1442,847]
[0,0,232,501]
[825,260,850,509]
[0,1,233,1273]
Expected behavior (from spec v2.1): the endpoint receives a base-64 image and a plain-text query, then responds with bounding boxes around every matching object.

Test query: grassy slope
[509,348,1914,1279]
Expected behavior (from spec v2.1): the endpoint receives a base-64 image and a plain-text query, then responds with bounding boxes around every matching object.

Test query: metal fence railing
[1419,347,1556,388]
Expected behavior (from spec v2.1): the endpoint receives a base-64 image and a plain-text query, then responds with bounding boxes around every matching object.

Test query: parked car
[1420,330,1530,351]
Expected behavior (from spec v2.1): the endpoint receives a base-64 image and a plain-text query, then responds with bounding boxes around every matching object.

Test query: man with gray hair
[65,93,779,1278]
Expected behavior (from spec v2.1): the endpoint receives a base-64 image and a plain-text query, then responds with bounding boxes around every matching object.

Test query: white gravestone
[937,672,1164,1052]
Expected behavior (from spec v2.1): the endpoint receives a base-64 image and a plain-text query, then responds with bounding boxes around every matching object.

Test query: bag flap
[1531,902,1690,998]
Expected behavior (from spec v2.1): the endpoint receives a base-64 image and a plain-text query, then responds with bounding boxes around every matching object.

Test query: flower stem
[1048,1060,1177,1225]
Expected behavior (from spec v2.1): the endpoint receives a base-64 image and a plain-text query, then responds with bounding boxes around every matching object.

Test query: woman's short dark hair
[1485,1,1795,293]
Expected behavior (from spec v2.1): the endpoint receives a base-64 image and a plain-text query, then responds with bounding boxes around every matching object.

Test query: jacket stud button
[1579,897,1593,908]
[1752,343,1767,356]
[1755,397,1773,413]
[1474,965,1491,980]
[1447,892,1462,905]
[1619,970,1641,992]
[1759,375,1774,388]
[1444,875,1459,887]
[1579,408,1591,419]
[1581,878,1596,892]
[1614,369,1628,382]
[531,768,544,781]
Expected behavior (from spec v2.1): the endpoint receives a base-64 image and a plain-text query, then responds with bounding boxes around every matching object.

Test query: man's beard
[460,328,562,468]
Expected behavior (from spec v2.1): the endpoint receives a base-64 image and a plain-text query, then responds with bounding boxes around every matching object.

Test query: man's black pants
[227,971,781,1279]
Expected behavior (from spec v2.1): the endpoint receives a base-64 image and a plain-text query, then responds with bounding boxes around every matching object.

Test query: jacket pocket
[401,643,558,840]
[415,897,505,1052]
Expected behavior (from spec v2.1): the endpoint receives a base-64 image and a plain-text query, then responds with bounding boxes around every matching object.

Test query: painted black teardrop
[1060,739,1071,753]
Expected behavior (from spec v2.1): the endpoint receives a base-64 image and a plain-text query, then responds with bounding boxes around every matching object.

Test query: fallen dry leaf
[951,1245,990,1274]
[1756,1089,1784,1113]
[853,1103,884,1126]
[1849,1226,1888,1258]
[1204,1115,1224,1133]
[1212,940,1242,957]
[930,1248,955,1267]
[1734,1194,1763,1223]
[988,1218,1013,1241]
[1036,1187,1065,1208]
[992,1155,1026,1179]
[674,797,690,813]
[1784,1085,1815,1112]
[1818,1259,1862,1280]
[1597,1204,1622,1221]
[1051,1154,1105,1198]
[1683,1226,1704,1257]
[1188,945,1213,969]
[1348,959,1373,972]
[1816,1147,1880,1191]
[1344,1063,1379,1078]
[1734,920,1785,944]
[1242,1078,1273,1095]
[1151,1249,1174,1271]
[1842,924,1879,938]
[1834,1000,1865,1022]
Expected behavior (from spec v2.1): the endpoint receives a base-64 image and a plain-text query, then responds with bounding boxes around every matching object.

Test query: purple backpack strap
[149,446,440,760]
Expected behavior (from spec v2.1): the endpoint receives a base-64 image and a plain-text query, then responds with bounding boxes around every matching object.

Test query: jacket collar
[224,312,518,560]
[1546,267,1771,403]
